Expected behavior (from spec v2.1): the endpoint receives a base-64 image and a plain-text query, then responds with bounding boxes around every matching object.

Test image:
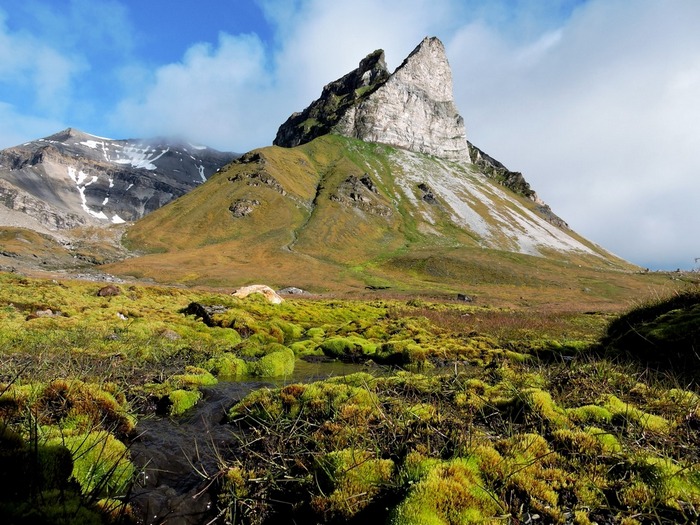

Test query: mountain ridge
[106,134,632,294]
[1,37,641,302]
[0,128,237,232]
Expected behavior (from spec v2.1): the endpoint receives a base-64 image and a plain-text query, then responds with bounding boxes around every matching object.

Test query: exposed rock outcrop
[330,173,392,217]
[275,37,470,162]
[468,143,535,199]
[229,199,260,218]
[232,285,284,304]
[274,50,390,149]
[0,179,88,229]
[278,287,309,295]
[468,142,569,229]
[181,302,228,327]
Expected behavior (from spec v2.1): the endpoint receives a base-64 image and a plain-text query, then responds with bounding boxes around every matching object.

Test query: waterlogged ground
[130,362,371,524]
[0,272,699,524]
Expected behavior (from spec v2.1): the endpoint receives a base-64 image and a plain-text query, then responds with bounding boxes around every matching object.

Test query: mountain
[100,36,634,296]
[275,36,566,225]
[106,132,630,291]
[0,128,237,234]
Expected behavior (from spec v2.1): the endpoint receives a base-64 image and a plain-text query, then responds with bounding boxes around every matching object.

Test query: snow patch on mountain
[68,166,108,221]
[80,140,102,149]
[0,128,238,235]
[113,145,169,170]
[77,136,170,170]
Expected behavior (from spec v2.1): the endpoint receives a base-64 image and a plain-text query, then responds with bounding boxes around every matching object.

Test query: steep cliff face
[275,37,470,162]
[335,37,470,162]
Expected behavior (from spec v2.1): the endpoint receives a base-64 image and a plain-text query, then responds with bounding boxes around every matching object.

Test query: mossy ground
[225,359,700,524]
[1,271,699,524]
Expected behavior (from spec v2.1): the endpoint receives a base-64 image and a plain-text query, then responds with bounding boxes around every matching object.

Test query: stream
[128,360,372,525]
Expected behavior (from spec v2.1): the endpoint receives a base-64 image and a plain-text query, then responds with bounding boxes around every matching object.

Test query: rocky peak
[273,50,390,148]
[274,37,470,162]
[45,128,93,142]
[391,36,454,102]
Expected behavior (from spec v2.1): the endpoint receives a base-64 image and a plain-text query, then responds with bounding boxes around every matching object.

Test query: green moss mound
[0,426,130,524]
[602,290,700,373]
[0,379,135,436]
[320,336,377,359]
[168,389,202,416]
[312,448,394,519]
[52,430,133,496]
[207,352,249,377]
[392,455,501,524]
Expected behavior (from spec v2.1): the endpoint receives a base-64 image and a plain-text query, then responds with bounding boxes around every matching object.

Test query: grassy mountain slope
[105,136,661,305]
[0,225,129,272]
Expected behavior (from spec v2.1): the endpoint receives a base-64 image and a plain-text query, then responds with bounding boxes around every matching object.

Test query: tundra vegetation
[0,271,699,524]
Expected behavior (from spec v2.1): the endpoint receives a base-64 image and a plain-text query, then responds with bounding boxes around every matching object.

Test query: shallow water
[128,360,371,524]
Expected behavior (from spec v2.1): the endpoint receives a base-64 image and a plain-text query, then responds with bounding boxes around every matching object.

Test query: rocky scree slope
[0,128,237,234]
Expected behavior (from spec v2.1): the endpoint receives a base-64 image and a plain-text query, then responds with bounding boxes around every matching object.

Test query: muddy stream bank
[128,360,371,525]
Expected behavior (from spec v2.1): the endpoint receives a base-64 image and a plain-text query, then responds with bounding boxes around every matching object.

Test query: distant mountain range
[0,128,237,233]
[0,37,635,293]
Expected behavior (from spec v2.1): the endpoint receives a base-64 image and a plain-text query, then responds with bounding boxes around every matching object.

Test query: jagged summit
[273,50,390,148]
[275,37,470,162]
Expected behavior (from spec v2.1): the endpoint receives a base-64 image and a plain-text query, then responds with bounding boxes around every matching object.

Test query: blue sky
[1,0,698,271]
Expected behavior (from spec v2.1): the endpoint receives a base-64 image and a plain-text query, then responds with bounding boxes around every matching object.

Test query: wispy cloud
[111,0,457,151]
[0,0,135,145]
[0,9,85,117]
[446,0,700,269]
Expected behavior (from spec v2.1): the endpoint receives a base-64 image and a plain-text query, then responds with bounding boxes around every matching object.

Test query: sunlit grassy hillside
[103,135,648,304]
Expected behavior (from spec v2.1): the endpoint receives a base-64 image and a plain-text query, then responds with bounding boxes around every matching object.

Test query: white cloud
[113,32,273,151]
[112,0,452,151]
[0,0,134,145]
[0,102,65,148]
[0,10,85,114]
[446,0,700,269]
